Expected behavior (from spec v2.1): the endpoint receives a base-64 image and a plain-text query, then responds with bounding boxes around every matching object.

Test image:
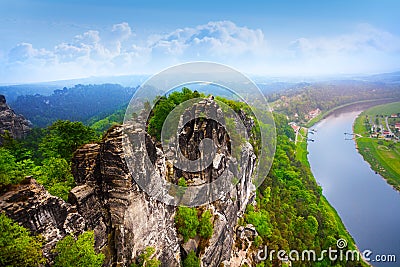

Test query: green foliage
[36,157,75,201]
[177,177,188,198]
[178,177,187,187]
[89,108,125,134]
[0,119,99,199]
[198,210,213,239]
[245,209,272,238]
[12,83,134,127]
[175,206,215,243]
[54,231,104,267]
[175,207,199,242]
[131,246,160,267]
[0,214,45,267]
[0,148,23,188]
[243,113,365,266]
[39,120,98,160]
[147,88,202,140]
[354,103,400,191]
[183,251,200,267]
[253,235,263,247]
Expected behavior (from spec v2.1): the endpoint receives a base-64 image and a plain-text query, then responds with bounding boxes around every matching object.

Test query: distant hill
[357,71,400,84]
[0,84,61,103]
[271,80,400,124]
[10,84,136,127]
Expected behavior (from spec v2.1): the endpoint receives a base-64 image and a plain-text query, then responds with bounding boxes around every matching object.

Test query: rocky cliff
[0,94,31,144]
[0,98,258,266]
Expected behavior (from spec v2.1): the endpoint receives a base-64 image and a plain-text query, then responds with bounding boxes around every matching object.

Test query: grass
[353,103,400,191]
[295,127,310,168]
[361,101,400,115]
[294,128,369,266]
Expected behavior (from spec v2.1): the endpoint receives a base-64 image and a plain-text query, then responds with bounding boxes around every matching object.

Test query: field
[295,127,310,167]
[353,102,400,191]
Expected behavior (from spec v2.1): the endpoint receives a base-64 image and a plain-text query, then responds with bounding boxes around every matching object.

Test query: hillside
[10,84,136,127]
[270,81,400,125]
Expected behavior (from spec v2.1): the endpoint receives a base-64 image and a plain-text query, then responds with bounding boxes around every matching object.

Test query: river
[307,110,400,267]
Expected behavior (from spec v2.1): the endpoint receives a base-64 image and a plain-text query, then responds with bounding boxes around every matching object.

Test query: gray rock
[0,98,258,267]
[0,94,31,144]
[0,177,85,259]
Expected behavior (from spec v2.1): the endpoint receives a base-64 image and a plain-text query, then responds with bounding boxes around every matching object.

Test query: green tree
[0,148,26,189]
[39,120,98,160]
[0,214,45,267]
[198,210,213,239]
[54,231,104,267]
[147,88,202,140]
[245,209,272,238]
[175,207,199,242]
[37,157,75,201]
[183,251,200,267]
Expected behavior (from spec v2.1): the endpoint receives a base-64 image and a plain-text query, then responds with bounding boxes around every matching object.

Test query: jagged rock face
[0,178,85,259]
[0,94,31,144]
[69,99,257,266]
[0,98,257,267]
[172,99,231,184]
[71,126,180,266]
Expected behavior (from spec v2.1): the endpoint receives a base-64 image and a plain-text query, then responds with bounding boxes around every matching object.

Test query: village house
[307,108,321,119]
[383,130,394,138]
[289,122,300,133]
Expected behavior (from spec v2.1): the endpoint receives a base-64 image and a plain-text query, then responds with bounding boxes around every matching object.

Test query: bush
[175,207,199,242]
[147,88,202,140]
[183,251,200,267]
[54,231,104,267]
[37,157,75,201]
[198,210,213,239]
[39,120,98,160]
[0,148,30,188]
[0,214,45,266]
[245,210,272,238]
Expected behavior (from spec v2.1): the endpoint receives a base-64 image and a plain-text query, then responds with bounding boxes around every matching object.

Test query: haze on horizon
[0,0,399,84]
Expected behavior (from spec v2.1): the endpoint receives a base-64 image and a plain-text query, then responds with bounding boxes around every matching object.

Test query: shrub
[183,251,200,267]
[54,231,104,267]
[0,214,45,266]
[198,210,213,239]
[175,207,199,242]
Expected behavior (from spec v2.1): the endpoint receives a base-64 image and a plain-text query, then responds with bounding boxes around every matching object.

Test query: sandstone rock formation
[0,94,31,144]
[0,98,258,266]
[0,177,85,259]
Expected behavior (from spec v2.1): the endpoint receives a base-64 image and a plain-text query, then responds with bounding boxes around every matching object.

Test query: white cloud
[111,22,132,41]
[281,24,400,75]
[289,24,400,56]
[1,21,400,83]
[149,21,265,59]
[8,43,54,63]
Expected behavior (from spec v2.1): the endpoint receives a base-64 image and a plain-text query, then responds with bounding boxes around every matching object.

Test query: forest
[270,81,400,124]
[10,84,136,127]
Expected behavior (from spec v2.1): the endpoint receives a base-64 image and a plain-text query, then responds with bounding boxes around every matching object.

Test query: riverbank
[353,102,400,192]
[305,98,399,128]
[295,126,368,266]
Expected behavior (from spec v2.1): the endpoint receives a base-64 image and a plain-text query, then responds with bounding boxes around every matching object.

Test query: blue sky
[0,0,399,83]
